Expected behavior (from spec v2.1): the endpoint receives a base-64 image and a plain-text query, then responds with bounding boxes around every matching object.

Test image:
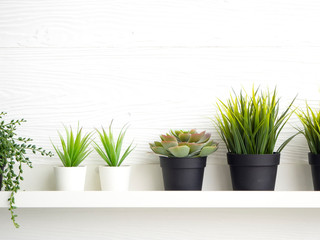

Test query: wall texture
[1,0,320,239]
[1,0,319,167]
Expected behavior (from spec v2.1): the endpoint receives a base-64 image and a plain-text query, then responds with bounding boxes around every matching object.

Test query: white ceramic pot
[99,165,131,191]
[54,166,87,191]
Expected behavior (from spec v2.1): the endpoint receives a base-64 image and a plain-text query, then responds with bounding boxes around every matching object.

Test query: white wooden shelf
[0,191,320,208]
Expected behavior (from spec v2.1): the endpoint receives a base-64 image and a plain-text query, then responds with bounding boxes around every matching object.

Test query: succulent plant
[150,129,218,158]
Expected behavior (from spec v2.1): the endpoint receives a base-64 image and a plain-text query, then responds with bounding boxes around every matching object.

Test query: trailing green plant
[52,125,93,167]
[214,87,297,154]
[296,103,320,154]
[0,112,53,228]
[150,129,218,158]
[93,122,134,166]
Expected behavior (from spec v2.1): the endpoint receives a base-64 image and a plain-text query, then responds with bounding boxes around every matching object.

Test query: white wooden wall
[1,0,320,239]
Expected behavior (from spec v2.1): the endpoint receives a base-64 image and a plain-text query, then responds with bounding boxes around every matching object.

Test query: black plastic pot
[0,163,4,191]
[160,156,207,191]
[308,153,320,190]
[227,153,280,191]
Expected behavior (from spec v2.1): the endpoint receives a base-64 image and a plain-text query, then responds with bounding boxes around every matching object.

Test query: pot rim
[159,156,207,169]
[227,152,280,156]
[309,152,320,156]
[54,165,87,168]
[227,152,280,166]
[159,156,207,160]
[99,165,131,168]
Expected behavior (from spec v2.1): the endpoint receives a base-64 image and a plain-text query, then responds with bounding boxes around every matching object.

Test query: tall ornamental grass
[297,104,320,154]
[215,87,296,154]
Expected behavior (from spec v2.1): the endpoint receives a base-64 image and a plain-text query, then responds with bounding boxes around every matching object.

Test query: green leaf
[160,135,177,142]
[161,141,178,150]
[190,129,197,134]
[199,146,218,157]
[215,86,295,154]
[151,146,170,156]
[188,132,205,143]
[168,145,190,157]
[178,142,188,146]
[187,143,204,153]
[94,122,134,166]
[52,125,92,167]
[154,141,162,147]
[151,129,218,158]
[296,103,320,154]
[0,112,52,228]
[198,133,211,143]
[178,133,191,142]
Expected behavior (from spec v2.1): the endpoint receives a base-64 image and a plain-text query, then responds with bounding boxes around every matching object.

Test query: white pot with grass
[54,166,87,191]
[52,125,93,191]
[94,122,135,191]
[99,165,131,191]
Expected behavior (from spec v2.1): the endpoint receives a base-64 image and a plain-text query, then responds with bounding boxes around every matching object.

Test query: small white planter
[99,165,131,191]
[54,166,87,191]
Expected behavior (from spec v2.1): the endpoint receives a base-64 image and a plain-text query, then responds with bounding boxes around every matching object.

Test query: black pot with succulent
[149,129,219,190]
[0,112,53,228]
[214,87,297,191]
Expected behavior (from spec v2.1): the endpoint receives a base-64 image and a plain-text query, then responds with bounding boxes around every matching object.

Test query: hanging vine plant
[0,112,53,228]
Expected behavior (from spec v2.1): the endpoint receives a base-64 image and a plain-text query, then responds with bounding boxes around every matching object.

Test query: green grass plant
[52,125,93,167]
[215,87,296,154]
[94,122,134,166]
[296,103,320,154]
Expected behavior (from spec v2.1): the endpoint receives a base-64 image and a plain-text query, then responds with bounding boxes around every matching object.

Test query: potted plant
[296,104,320,190]
[52,125,92,191]
[149,129,218,190]
[215,87,297,190]
[0,112,53,228]
[93,122,134,191]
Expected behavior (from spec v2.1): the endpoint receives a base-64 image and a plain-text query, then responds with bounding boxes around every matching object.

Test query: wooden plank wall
[1,0,319,167]
[1,1,320,239]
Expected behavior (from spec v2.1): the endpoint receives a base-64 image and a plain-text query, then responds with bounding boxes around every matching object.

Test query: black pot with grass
[150,129,219,190]
[227,152,280,190]
[0,164,4,190]
[308,153,320,190]
[297,105,320,191]
[215,87,297,191]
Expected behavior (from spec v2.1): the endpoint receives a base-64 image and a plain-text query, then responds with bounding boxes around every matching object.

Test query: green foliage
[150,129,219,158]
[0,112,53,228]
[93,122,134,166]
[214,87,297,154]
[52,126,93,167]
[296,103,320,154]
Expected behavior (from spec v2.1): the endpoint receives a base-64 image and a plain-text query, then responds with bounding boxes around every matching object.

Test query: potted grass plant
[215,87,297,190]
[52,125,92,191]
[296,104,320,190]
[150,129,218,190]
[93,122,134,191]
[0,112,53,228]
